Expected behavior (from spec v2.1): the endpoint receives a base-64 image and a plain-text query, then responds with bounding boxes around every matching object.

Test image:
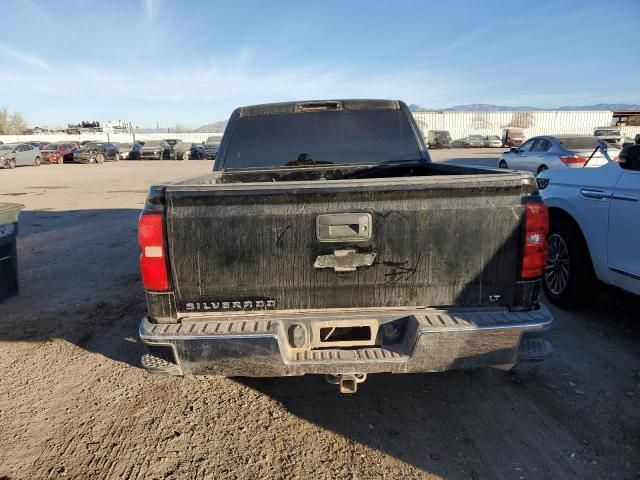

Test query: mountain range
[192,103,639,132]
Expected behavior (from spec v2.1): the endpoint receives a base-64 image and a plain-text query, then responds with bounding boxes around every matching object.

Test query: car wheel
[543,221,599,308]
[182,151,190,161]
[96,153,105,164]
[34,156,41,166]
[8,158,16,169]
[499,160,508,169]
[537,165,548,175]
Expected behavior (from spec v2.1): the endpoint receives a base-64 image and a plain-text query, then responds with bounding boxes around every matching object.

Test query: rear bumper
[139,305,553,377]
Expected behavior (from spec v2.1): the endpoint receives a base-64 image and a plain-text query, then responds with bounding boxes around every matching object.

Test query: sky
[0,0,639,129]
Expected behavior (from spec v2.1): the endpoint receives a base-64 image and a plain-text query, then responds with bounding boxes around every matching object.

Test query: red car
[40,142,77,164]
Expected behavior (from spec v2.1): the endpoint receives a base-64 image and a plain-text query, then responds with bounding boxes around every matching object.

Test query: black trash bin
[0,203,24,302]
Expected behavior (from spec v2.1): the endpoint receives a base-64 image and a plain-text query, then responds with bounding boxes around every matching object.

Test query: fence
[411,111,618,143]
[0,132,223,144]
[620,126,640,139]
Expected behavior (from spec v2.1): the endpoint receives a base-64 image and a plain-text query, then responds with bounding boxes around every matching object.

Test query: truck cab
[502,128,525,148]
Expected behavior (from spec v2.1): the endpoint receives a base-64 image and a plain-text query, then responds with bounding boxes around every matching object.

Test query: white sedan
[537,145,640,306]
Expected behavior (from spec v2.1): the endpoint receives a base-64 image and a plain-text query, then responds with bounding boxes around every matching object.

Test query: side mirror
[597,139,608,152]
[619,145,640,171]
[510,147,518,153]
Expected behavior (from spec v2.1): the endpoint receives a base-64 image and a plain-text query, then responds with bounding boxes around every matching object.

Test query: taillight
[559,155,587,164]
[138,213,169,291]
[521,202,549,279]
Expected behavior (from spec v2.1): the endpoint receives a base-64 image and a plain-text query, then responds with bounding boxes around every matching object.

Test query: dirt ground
[0,156,639,480]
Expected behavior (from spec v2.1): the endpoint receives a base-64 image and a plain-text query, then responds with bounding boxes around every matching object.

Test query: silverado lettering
[184,299,277,311]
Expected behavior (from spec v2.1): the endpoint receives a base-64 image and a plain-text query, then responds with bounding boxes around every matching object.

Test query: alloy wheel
[545,233,570,295]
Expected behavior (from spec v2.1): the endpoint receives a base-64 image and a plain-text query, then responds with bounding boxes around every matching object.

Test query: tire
[8,158,16,169]
[88,156,96,164]
[96,154,104,164]
[499,160,508,169]
[537,165,548,175]
[34,156,41,166]
[543,220,599,308]
[182,151,190,161]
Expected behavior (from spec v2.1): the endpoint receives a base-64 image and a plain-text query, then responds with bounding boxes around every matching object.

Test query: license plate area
[310,319,378,348]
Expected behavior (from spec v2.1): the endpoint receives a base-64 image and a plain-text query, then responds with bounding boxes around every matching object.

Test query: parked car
[172,142,205,160]
[137,99,553,393]
[72,142,120,163]
[132,140,172,160]
[538,144,640,306]
[40,142,77,164]
[462,134,486,148]
[116,143,134,160]
[203,136,221,159]
[0,143,42,168]
[498,135,619,176]
[594,126,623,148]
[25,141,49,150]
[502,128,525,148]
[484,135,503,148]
[426,130,452,149]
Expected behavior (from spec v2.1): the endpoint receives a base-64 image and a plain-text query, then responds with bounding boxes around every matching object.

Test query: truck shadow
[0,208,146,369]
[237,367,533,478]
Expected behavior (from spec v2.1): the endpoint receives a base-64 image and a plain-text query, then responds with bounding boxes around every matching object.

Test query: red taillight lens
[521,202,549,279]
[138,213,169,291]
[559,155,587,164]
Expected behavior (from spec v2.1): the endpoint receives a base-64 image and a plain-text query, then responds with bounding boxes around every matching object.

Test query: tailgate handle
[316,213,372,242]
[314,249,377,273]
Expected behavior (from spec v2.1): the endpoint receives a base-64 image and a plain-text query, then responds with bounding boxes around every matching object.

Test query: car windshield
[84,143,102,149]
[43,143,58,150]
[470,135,483,140]
[435,132,451,140]
[557,137,599,150]
[595,130,619,136]
[119,143,132,149]
[144,141,161,147]
[223,109,421,169]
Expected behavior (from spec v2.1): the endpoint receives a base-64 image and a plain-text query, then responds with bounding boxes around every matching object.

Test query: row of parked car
[0,137,221,169]
[427,126,639,150]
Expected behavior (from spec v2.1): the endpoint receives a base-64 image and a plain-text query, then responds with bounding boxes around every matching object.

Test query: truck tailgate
[164,174,529,314]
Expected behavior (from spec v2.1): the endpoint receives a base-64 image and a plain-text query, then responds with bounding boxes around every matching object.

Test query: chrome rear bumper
[139,305,553,377]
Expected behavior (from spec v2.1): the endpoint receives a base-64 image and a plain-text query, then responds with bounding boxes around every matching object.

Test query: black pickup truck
[138,100,553,393]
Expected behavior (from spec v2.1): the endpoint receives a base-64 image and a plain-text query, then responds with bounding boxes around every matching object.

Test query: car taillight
[521,202,549,279]
[138,213,169,291]
[559,155,587,164]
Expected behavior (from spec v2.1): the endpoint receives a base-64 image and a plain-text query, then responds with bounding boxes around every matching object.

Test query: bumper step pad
[517,338,553,361]
[141,351,181,375]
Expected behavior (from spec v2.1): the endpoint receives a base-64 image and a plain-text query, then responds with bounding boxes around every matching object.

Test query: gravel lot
[1,154,639,480]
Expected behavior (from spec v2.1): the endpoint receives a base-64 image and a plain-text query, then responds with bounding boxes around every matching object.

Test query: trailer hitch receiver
[325,373,367,393]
